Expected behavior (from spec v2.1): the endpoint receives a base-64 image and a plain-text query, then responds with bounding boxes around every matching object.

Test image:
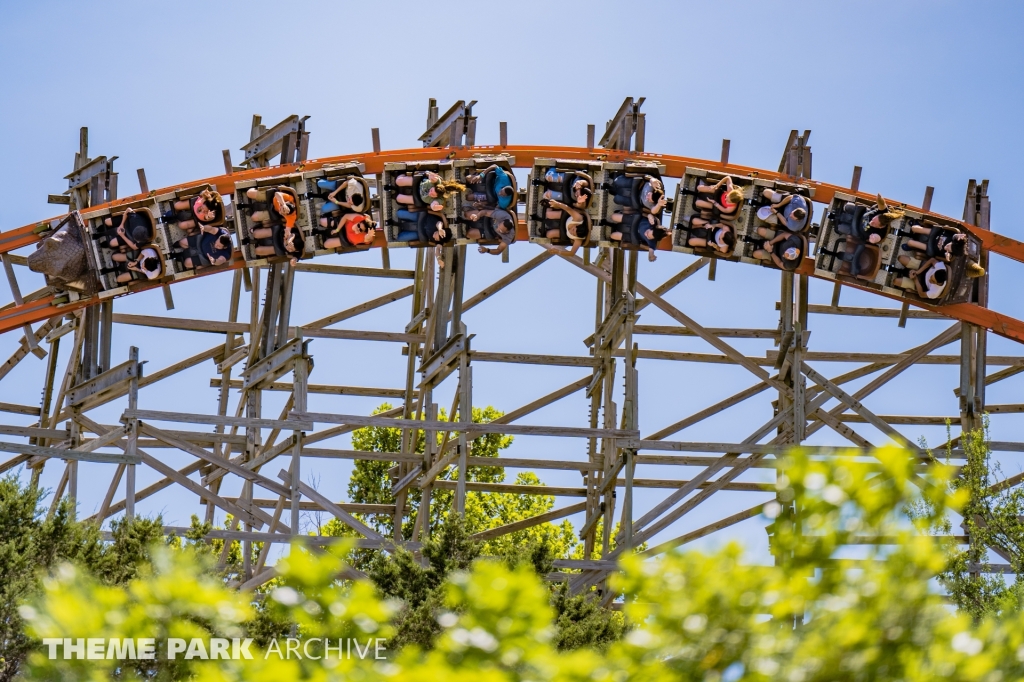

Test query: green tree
[0,474,94,680]
[367,513,480,650]
[0,473,170,680]
[336,403,629,652]
[330,403,577,560]
[916,425,1024,621]
[340,403,510,538]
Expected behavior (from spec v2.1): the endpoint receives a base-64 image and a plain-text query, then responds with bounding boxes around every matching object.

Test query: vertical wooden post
[291,335,307,534]
[99,301,112,373]
[499,121,507,147]
[587,124,595,151]
[452,118,465,150]
[126,346,139,521]
[792,276,807,443]
[455,362,471,515]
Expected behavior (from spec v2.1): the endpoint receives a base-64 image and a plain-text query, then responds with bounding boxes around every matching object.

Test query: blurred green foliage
[12,442,1024,679]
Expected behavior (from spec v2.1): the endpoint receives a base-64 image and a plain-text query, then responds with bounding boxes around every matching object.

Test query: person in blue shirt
[173,226,233,270]
[464,164,515,210]
[761,189,809,232]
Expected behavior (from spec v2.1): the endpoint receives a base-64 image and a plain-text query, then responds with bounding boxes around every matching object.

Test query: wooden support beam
[800,362,920,451]
[292,411,637,440]
[138,422,291,498]
[467,351,596,368]
[225,498,396,514]
[0,318,59,382]
[132,449,269,529]
[463,251,554,312]
[644,381,770,441]
[210,378,405,399]
[802,304,945,319]
[428,479,765,496]
[954,364,1024,397]
[0,439,139,465]
[278,469,382,541]
[471,501,588,542]
[640,502,768,558]
[122,409,312,432]
[293,263,415,279]
[492,376,590,425]
[305,285,414,330]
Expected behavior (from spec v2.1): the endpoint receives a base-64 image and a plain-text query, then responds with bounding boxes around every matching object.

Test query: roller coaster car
[526,158,602,247]
[815,194,982,305]
[300,163,374,255]
[233,174,311,266]
[671,167,753,261]
[597,161,667,249]
[81,200,170,296]
[815,192,898,289]
[155,183,232,279]
[454,155,518,245]
[381,160,458,247]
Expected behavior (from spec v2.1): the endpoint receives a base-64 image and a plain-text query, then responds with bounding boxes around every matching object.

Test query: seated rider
[536,168,593,210]
[317,176,369,215]
[694,176,742,223]
[834,194,901,244]
[900,223,966,262]
[894,254,949,300]
[314,176,374,250]
[752,226,805,271]
[245,186,305,265]
[173,227,233,270]
[761,189,809,232]
[94,208,154,251]
[391,209,451,268]
[392,171,464,212]
[608,173,668,215]
[321,212,376,250]
[607,211,666,262]
[470,211,517,258]
[464,165,516,211]
[102,247,163,284]
[161,189,224,231]
[536,199,589,256]
[688,221,736,256]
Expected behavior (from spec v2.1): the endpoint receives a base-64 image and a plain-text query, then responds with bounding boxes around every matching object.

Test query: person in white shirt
[896,254,947,299]
[107,247,162,283]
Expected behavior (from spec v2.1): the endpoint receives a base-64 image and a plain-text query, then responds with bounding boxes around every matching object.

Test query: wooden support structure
[1,110,1022,600]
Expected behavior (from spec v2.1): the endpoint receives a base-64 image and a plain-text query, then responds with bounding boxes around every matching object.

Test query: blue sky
[1,1,1023,559]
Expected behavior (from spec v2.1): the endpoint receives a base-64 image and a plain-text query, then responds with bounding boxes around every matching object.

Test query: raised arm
[479,241,509,257]
[911,257,938,277]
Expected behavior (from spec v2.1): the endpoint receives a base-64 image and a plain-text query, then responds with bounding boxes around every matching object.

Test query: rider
[174,228,233,270]
[161,189,224,231]
[762,189,809,232]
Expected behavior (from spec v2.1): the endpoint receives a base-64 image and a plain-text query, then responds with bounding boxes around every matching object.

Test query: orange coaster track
[3,145,1023,341]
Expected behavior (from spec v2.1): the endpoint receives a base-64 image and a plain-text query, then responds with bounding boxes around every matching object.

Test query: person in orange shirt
[323,212,376,250]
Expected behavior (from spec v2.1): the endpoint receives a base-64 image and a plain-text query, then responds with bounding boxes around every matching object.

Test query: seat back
[838,241,881,281]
